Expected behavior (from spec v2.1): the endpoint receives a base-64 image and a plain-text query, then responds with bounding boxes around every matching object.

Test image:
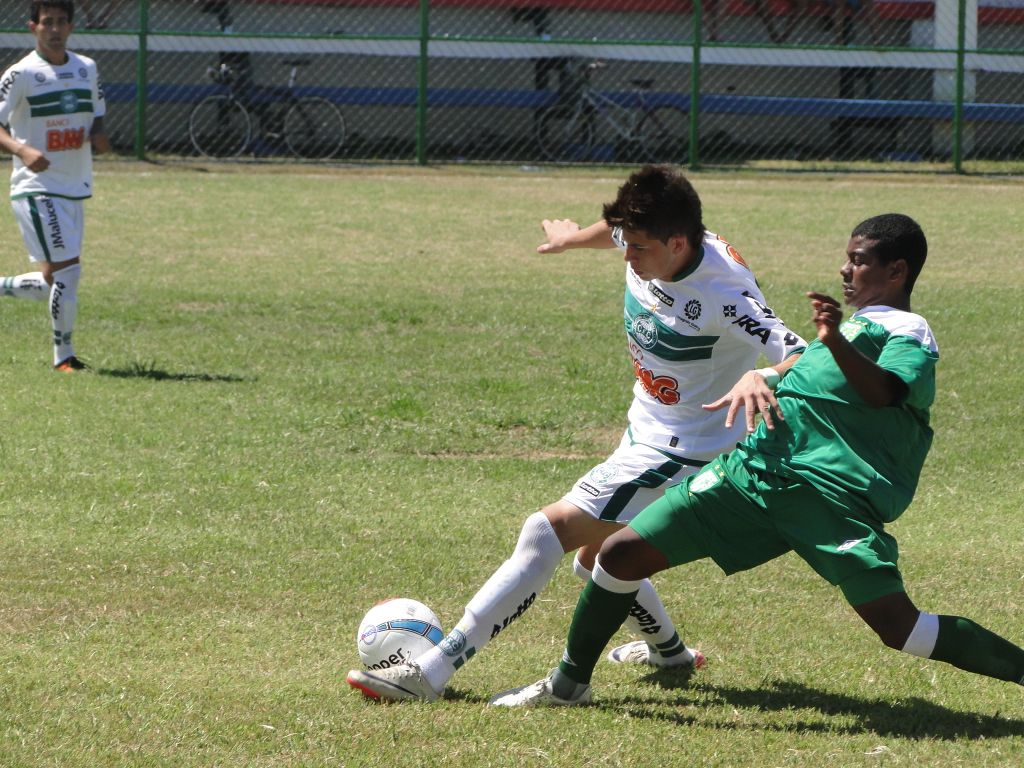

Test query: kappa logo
[631,313,658,349]
[837,538,863,552]
[683,299,702,321]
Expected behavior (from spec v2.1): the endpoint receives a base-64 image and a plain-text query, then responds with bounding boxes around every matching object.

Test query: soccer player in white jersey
[348,165,808,702]
[0,0,109,372]
[491,213,1024,707]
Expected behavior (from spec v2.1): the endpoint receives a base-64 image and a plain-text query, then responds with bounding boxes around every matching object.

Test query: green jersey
[736,305,939,524]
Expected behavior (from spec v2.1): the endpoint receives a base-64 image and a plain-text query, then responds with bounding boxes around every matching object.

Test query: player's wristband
[755,367,781,390]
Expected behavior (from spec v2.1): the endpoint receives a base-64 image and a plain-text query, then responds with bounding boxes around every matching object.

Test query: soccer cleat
[54,356,89,373]
[488,670,591,708]
[606,641,706,671]
[346,662,440,703]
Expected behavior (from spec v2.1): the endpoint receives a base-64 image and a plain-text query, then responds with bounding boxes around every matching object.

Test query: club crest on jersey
[631,313,658,349]
[60,91,79,113]
[588,462,618,485]
[840,320,864,342]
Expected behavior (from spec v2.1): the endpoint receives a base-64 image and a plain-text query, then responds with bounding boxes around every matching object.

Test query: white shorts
[11,195,84,264]
[563,431,709,524]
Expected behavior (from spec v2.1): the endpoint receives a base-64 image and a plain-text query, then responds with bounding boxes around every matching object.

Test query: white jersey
[0,49,105,200]
[617,228,807,459]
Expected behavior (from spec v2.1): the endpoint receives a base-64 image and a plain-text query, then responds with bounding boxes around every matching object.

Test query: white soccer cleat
[488,670,592,708]
[606,641,706,671]
[346,662,441,703]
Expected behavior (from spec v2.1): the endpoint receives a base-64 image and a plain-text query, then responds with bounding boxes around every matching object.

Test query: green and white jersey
[741,305,939,524]
[618,229,806,459]
[0,49,105,200]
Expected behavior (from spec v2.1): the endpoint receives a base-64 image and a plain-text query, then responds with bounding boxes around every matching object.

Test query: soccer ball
[356,598,444,670]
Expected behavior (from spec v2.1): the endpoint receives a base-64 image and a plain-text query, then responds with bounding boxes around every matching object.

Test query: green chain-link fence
[1,1,1021,171]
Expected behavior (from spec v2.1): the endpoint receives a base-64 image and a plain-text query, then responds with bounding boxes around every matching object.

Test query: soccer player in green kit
[491,213,1024,706]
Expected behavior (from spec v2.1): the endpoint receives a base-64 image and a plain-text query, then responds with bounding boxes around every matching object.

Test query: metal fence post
[953,0,967,173]
[689,0,702,171]
[134,0,149,160]
[416,0,430,165]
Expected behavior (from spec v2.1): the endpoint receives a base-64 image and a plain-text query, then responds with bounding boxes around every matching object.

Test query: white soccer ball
[356,598,444,670]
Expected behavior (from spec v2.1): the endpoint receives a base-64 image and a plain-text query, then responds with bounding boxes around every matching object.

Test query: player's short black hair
[602,165,705,250]
[851,213,928,294]
[31,0,74,24]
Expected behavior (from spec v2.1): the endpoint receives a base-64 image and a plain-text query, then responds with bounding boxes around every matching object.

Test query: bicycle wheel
[536,104,594,162]
[284,97,346,159]
[636,106,688,163]
[188,95,252,158]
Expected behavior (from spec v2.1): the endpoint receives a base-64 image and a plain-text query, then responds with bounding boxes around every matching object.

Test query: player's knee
[598,531,662,582]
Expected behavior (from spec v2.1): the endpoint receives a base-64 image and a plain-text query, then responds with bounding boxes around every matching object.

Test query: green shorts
[629,451,905,606]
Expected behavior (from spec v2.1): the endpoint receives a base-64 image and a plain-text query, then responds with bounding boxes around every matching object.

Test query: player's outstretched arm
[702,354,800,432]
[807,291,907,408]
[537,219,615,254]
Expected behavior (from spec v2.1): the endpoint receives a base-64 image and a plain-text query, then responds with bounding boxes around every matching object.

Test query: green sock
[557,578,638,686]
[932,615,1024,684]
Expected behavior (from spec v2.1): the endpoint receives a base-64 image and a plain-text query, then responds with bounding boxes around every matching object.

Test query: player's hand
[537,218,580,254]
[807,291,843,344]
[17,145,48,173]
[702,369,783,433]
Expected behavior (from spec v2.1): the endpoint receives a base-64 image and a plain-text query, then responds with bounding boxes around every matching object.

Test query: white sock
[50,263,80,366]
[1,272,49,300]
[574,552,694,665]
[901,612,939,658]
[417,512,564,692]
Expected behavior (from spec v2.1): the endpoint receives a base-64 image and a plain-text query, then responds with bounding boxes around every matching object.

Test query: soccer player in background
[348,165,808,702]
[489,213,1024,706]
[0,0,109,372]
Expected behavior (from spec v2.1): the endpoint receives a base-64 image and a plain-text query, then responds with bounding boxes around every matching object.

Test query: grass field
[0,161,1022,767]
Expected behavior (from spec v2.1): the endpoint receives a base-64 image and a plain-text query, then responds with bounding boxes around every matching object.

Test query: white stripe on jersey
[853,306,939,353]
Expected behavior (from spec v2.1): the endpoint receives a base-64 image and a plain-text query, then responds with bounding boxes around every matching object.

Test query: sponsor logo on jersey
[58,72,74,80]
[42,198,65,251]
[578,482,600,497]
[649,283,674,307]
[683,299,702,321]
[439,628,467,657]
[79,68,88,79]
[731,314,773,345]
[35,72,47,83]
[837,538,863,552]
[631,312,658,349]
[490,593,536,639]
[46,126,85,151]
[588,462,618,485]
[0,70,19,97]
[723,304,737,318]
[633,360,680,405]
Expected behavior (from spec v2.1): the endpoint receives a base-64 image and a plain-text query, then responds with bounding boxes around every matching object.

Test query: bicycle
[188,59,346,160]
[535,59,688,163]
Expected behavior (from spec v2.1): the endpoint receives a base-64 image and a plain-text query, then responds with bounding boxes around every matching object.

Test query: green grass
[0,161,1022,767]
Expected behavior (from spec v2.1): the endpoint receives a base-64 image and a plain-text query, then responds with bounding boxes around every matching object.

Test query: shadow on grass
[97,361,249,383]
[621,676,1024,740]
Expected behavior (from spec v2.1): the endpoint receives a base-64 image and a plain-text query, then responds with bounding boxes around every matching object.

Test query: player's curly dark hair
[851,213,927,294]
[602,165,705,250]
[31,0,74,23]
